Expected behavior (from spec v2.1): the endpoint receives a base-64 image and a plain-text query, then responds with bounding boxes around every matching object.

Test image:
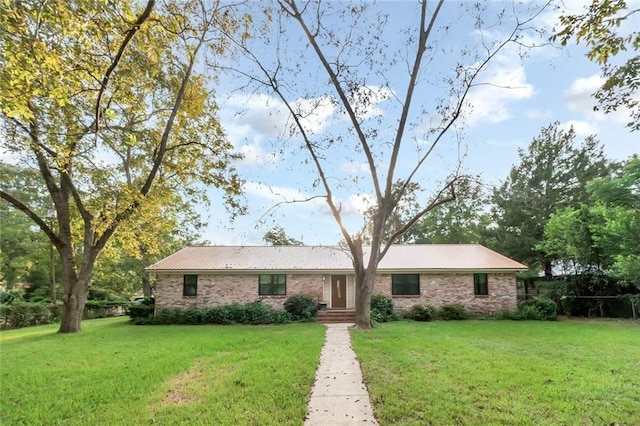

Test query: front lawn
[351,320,640,425]
[0,317,325,425]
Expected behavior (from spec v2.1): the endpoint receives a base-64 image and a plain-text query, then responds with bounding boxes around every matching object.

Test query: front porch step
[316,310,356,324]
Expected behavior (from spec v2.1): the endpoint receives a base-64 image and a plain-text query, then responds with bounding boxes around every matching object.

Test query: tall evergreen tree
[489,122,610,278]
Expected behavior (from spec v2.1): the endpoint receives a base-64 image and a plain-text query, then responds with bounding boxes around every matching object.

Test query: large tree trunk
[354,270,376,329]
[59,280,89,333]
[57,248,93,333]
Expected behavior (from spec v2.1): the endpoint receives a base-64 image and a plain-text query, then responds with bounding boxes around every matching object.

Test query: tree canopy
[489,122,610,277]
[0,0,248,332]
[226,0,554,327]
[263,227,303,246]
[553,0,640,130]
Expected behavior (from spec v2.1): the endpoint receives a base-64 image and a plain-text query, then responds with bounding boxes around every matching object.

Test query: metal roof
[146,244,527,273]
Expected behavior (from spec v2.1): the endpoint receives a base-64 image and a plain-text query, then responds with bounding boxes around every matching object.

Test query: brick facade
[155,272,517,315]
[155,273,324,311]
[372,273,517,315]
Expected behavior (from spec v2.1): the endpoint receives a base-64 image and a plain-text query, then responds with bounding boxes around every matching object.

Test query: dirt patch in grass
[161,369,203,406]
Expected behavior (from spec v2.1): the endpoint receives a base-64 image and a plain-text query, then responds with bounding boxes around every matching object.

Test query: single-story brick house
[147,244,526,315]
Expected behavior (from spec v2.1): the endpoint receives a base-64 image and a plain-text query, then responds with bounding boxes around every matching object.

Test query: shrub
[437,303,470,320]
[0,290,24,305]
[370,294,397,323]
[127,304,155,325]
[154,307,185,325]
[406,304,437,321]
[87,288,128,302]
[513,297,557,321]
[284,294,317,321]
[0,302,59,329]
[149,302,292,326]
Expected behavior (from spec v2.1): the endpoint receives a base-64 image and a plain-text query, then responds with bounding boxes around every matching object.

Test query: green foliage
[87,288,129,302]
[0,165,54,291]
[538,157,640,289]
[83,300,128,320]
[0,0,248,332]
[489,122,610,277]
[510,297,558,321]
[127,303,155,325]
[553,0,639,131]
[0,302,59,329]
[283,294,317,321]
[406,183,490,244]
[151,301,292,325]
[437,303,470,320]
[0,290,24,305]
[263,226,304,246]
[370,294,397,323]
[405,304,437,321]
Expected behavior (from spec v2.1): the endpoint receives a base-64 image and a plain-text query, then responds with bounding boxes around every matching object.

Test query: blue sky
[3,1,636,247]
[199,0,640,246]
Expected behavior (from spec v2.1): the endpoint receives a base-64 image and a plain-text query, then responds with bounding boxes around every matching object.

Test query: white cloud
[559,120,598,136]
[525,108,551,119]
[235,143,281,167]
[464,56,534,126]
[341,161,370,178]
[565,74,636,125]
[565,74,603,115]
[337,193,374,216]
[244,181,311,203]
[224,93,336,140]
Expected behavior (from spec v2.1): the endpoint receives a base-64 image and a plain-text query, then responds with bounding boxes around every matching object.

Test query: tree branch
[94,0,155,131]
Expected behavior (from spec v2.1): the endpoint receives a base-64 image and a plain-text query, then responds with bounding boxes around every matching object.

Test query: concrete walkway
[305,323,378,425]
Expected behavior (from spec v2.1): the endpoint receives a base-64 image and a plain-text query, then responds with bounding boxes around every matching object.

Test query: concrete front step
[317,311,356,324]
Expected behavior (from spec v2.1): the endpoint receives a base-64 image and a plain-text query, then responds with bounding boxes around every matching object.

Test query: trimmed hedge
[0,302,60,329]
[129,300,294,325]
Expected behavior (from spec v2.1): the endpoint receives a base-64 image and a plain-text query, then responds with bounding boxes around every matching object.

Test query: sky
[1,1,637,248]
[196,0,639,246]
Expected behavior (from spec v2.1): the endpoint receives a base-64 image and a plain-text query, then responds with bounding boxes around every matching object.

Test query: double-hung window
[392,274,420,296]
[259,274,286,296]
[183,274,198,296]
[474,273,488,296]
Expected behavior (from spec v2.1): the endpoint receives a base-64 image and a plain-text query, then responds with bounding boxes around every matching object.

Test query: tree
[0,164,53,292]
[263,227,303,246]
[587,156,640,287]
[0,1,247,332]
[553,0,640,130]
[94,192,206,297]
[404,183,490,244]
[489,122,610,278]
[227,0,553,328]
[537,204,608,276]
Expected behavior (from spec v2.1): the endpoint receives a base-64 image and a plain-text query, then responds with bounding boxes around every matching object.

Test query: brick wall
[155,273,324,311]
[372,273,517,315]
[155,272,517,315]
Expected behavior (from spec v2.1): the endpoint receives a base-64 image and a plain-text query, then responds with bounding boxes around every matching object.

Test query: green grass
[0,317,325,425]
[351,320,640,426]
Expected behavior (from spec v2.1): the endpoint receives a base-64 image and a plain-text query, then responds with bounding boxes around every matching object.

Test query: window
[259,274,286,296]
[183,274,198,296]
[392,274,420,296]
[474,273,488,296]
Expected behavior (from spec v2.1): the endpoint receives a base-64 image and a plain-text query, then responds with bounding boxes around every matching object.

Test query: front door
[331,275,347,309]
